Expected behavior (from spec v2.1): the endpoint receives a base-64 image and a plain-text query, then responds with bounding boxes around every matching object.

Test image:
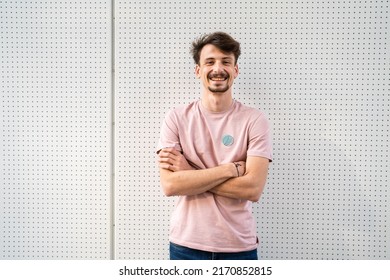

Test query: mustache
[208,72,229,79]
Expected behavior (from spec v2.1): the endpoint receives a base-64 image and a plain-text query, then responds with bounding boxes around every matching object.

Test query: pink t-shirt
[157,99,272,252]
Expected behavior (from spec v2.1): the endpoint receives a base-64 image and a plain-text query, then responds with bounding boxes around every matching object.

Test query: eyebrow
[204,57,233,62]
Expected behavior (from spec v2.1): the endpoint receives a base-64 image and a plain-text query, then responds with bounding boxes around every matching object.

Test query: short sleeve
[247,112,273,162]
[156,109,183,154]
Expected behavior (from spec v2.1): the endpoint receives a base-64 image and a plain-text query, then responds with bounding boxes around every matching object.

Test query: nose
[212,61,224,72]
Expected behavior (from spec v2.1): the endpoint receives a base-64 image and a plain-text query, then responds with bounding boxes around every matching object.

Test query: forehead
[199,44,235,61]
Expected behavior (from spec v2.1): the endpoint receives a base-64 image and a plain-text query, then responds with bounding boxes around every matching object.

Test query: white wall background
[1,1,113,259]
[1,0,389,260]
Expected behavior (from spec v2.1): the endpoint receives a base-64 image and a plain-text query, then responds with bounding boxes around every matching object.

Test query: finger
[159,162,173,170]
[161,147,181,156]
[158,157,172,165]
[158,152,175,161]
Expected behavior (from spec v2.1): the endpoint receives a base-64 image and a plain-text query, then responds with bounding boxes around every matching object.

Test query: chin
[208,86,230,93]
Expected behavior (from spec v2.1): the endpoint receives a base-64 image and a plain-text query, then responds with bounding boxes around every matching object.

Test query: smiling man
[157,32,272,260]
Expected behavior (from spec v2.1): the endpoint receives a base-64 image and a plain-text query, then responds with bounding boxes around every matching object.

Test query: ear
[195,64,200,78]
[233,64,239,79]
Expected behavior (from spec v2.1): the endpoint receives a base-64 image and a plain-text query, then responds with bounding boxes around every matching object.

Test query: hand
[233,161,246,177]
[158,147,194,172]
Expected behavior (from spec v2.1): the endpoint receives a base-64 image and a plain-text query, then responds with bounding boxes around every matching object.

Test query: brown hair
[190,32,241,65]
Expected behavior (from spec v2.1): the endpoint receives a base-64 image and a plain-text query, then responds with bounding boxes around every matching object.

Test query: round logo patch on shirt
[222,134,234,146]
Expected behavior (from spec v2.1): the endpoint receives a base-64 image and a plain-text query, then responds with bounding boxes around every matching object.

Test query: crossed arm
[157,148,269,202]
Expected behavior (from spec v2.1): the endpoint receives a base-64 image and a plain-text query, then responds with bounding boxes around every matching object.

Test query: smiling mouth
[210,78,226,83]
[209,74,228,81]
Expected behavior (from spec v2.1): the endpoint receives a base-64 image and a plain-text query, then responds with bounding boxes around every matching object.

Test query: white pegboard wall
[1,0,388,260]
[1,1,112,259]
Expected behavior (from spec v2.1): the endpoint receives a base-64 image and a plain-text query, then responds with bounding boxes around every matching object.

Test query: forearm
[209,156,269,202]
[209,175,265,202]
[160,163,237,196]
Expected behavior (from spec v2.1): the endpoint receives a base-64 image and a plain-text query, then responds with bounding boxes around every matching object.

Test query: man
[156,32,272,260]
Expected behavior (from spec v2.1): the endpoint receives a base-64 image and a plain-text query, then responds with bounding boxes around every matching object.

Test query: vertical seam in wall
[110,0,116,260]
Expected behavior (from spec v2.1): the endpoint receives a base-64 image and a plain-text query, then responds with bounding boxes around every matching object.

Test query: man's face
[195,44,239,94]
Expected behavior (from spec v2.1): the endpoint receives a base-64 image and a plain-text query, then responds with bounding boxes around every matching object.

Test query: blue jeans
[169,242,258,260]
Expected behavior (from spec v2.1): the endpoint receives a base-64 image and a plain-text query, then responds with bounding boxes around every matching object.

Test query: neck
[201,91,233,113]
